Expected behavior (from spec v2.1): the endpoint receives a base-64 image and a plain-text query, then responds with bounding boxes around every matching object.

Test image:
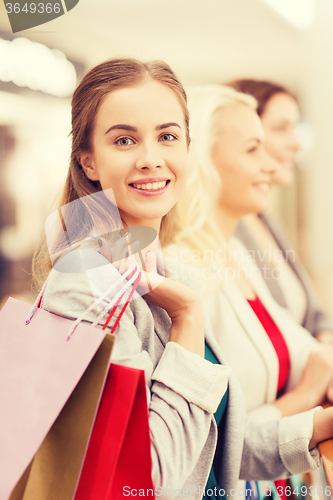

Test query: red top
[247,295,290,392]
[247,296,291,500]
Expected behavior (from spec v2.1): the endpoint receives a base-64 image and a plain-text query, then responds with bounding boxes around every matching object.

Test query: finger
[118,253,137,275]
[130,239,140,255]
[118,239,140,261]
[156,248,165,276]
[144,251,157,274]
[327,383,333,404]
[112,233,132,263]
[98,238,112,262]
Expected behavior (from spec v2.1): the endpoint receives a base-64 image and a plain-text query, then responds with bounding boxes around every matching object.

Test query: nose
[261,148,277,175]
[135,141,164,171]
[288,131,301,152]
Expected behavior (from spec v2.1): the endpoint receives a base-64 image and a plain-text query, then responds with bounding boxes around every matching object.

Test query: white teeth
[132,181,167,191]
[256,183,269,193]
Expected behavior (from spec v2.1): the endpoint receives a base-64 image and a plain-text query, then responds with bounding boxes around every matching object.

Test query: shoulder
[163,243,205,288]
[260,213,293,248]
[42,248,131,321]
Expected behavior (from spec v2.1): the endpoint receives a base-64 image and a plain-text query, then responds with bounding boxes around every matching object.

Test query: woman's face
[81,78,189,229]
[212,103,275,219]
[260,93,301,187]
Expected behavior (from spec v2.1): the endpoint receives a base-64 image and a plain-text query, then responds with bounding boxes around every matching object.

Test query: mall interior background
[0,0,333,313]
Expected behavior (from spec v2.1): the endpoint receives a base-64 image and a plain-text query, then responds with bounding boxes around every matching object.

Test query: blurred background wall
[0,0,332,312]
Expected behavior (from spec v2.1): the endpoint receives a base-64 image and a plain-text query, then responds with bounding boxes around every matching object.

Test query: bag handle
[25,278,50,326]
[92,265,139,328]
[67,264,141,340]
[26,264,141,341]
[103,268,141,335]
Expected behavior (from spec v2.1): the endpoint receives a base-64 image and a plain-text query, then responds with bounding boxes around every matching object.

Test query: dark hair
[33,57,190,289]
[226,79,297,116]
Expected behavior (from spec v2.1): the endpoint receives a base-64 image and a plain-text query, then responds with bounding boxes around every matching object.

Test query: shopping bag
[74,365,155,500]
[9,332,114,500]
[0,263,141,500]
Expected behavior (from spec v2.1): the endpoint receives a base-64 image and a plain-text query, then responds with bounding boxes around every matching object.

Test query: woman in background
[227,79,333,343]
[165,84,333,499]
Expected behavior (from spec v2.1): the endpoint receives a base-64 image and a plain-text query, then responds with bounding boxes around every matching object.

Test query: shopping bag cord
[66,264,140,340]
[93,265,140,328]
[25,277,50,325]
[104,271,141,334]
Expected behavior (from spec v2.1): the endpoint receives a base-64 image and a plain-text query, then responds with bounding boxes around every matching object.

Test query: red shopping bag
[74,364,155,500]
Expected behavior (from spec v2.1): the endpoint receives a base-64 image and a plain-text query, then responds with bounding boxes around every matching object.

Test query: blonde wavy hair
[167,84,257,259]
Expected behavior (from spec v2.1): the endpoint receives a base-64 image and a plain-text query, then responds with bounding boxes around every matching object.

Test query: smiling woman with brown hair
[31,57,241,497]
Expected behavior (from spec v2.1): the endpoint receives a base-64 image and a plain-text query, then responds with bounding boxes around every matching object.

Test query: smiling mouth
[129,180,170,191]
[253,182,270,193]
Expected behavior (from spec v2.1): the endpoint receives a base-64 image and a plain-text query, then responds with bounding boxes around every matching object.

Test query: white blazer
[204,239,319,412]
[165,238,322,480]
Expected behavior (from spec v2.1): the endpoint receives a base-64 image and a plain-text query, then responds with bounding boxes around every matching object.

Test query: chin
[252,201,270,215]
[272,172,294,187]
[271,163,295,187]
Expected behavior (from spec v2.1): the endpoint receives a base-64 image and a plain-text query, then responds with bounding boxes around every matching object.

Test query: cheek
[219,165,243,196]
[96,150,132,181]
[265,133,284,158]
[171,149,188,178]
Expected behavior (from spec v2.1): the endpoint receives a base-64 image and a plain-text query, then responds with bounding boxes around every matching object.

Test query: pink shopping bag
[0,263,141,500]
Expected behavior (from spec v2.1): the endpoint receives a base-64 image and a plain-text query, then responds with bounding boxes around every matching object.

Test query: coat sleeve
[42,248,231,490]
[240,403,322,481]
[262,213,333,337]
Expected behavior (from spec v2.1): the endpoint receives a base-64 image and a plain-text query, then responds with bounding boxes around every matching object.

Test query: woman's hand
[296,348,333,407]
[99,235,205,357]
[274,346,333,416]
[309,407,333,449]
[316,330,333,345]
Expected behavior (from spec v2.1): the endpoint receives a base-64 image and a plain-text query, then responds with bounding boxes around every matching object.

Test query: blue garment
[203,344,228,500]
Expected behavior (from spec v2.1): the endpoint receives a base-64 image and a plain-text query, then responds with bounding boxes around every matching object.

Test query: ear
[79,153,100,182]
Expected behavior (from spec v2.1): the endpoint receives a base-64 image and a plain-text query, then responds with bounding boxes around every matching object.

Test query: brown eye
[115,137,135,146]
[159,133,177,142]
[273,125,287,133]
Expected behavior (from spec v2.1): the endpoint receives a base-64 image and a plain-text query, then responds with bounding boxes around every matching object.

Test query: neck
[215,205,240,241]
[120,213,162,234]
[120,214,162,261]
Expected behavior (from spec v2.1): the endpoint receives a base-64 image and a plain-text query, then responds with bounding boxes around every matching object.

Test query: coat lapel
[222,280,279,403]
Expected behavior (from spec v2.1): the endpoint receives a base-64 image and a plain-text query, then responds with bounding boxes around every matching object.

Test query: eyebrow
[245,138,261,143]
[156,122,181,131]
[105,122,181,135]
[105,124,137,135]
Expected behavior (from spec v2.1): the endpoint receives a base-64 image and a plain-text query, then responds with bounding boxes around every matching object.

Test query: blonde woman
[227,79,333,344]
[165,85,333,499]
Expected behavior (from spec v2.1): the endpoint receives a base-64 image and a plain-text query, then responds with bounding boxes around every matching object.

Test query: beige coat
[165,238,322,480]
